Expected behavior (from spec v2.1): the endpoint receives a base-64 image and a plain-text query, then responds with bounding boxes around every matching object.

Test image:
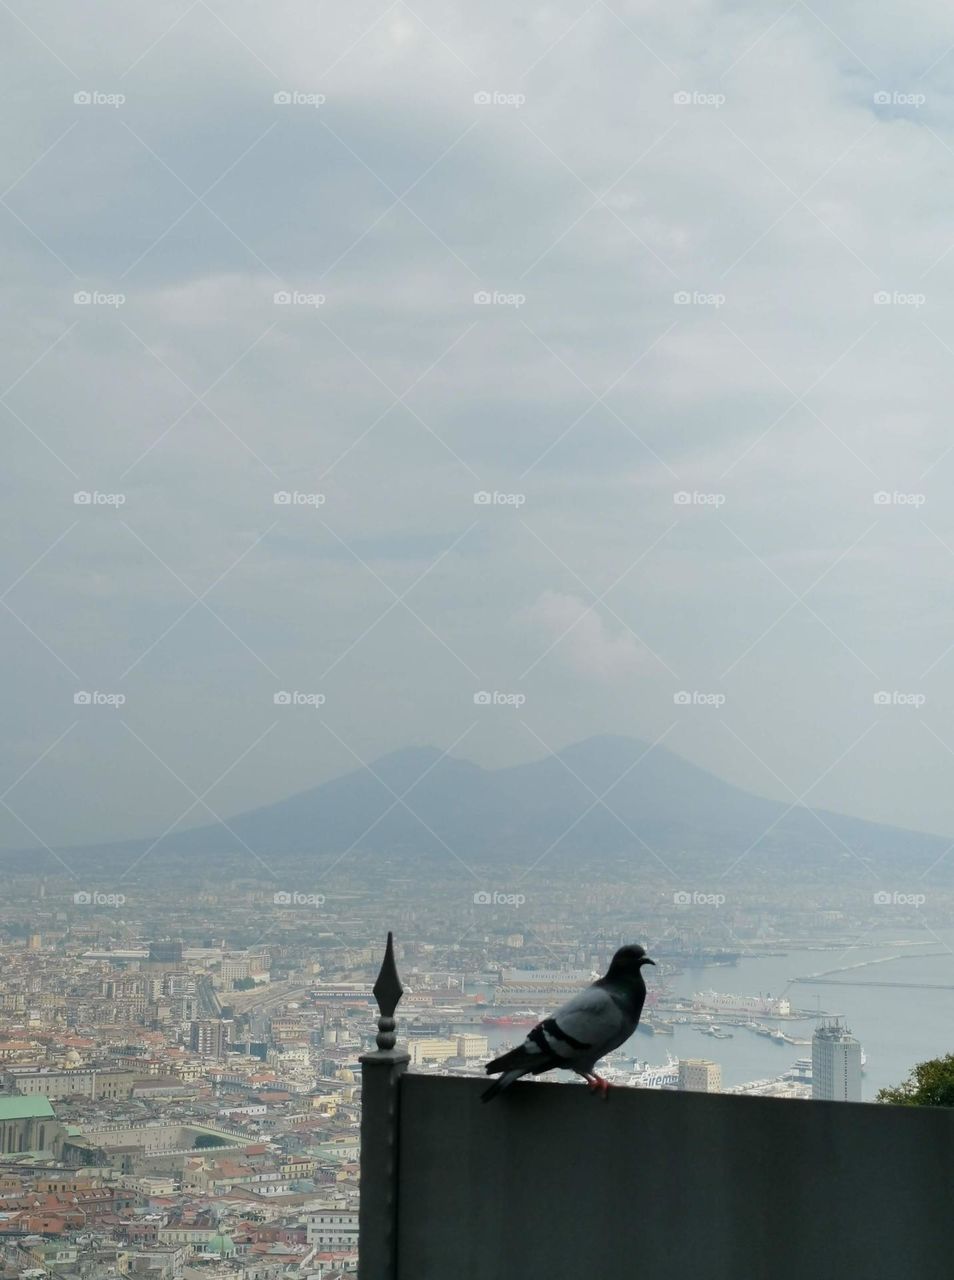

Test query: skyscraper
[812,1018,862,1101]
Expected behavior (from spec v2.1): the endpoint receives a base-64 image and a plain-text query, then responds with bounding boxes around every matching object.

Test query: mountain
[14,734,949,877]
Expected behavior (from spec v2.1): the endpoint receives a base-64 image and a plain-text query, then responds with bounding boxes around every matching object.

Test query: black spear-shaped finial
[372,931,404,1051]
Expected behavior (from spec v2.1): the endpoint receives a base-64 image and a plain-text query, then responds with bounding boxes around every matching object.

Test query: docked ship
[637,1016,675,1036]
[627,1053,680,1088]
[783,1049,867,1084]
[481,1009,540,1028]
[693,990,791,1017]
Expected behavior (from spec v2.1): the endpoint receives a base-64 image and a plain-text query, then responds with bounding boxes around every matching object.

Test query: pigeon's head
[606,944,655,982]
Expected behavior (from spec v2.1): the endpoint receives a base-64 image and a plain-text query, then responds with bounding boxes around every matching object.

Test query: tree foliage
[194,1133,228,1148]
[877,1054,954,1107]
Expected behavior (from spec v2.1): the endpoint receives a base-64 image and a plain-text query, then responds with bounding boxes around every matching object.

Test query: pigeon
[482,943,655,1102]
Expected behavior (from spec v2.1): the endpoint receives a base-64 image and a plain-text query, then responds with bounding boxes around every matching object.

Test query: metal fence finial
[372,930,404,1051]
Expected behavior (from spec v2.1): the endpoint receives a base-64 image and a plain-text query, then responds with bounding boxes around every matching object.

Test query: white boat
[625,1052,680,1089]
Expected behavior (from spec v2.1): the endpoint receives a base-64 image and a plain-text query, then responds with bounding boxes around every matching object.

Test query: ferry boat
[624,1053,680,1089]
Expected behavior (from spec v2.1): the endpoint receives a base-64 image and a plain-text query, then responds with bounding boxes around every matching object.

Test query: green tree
[194,1133,228,1148]
[877,1054,954,1106]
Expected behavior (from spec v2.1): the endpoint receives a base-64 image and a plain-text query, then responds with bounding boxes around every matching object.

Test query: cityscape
[6,0,954,1275]
[0,850,937,1276]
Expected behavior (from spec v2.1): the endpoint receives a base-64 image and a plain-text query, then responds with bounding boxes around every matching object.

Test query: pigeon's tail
[485,1044,538,1075]
[481,1068,523,1103]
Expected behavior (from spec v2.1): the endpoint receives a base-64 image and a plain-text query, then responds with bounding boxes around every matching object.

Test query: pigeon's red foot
[591,1073,610,1100]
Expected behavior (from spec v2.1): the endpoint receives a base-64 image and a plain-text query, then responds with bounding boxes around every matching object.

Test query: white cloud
[522,590,644,679]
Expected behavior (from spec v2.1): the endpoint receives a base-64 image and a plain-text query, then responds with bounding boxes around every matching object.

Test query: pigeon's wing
[530,985,628,1064]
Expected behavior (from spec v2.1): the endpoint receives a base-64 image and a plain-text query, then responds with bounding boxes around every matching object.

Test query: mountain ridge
[3,734,949,877]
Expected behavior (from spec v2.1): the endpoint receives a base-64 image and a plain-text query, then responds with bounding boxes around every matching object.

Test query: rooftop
[0,1097,55,1121]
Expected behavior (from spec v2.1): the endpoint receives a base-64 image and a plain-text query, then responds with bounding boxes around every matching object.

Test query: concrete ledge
[396,1075,954,1280]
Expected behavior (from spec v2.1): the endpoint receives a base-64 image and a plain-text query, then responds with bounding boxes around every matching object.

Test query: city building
[189,1019,231,1058]
[2,1066,136,1100]
[812,1019,862,1101]
[305,1208,359,1249]
[678,1058,722,1092]
[0,1095,63,1155]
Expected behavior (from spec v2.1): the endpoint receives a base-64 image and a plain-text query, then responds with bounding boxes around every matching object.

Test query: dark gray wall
[395,1076,954,1280]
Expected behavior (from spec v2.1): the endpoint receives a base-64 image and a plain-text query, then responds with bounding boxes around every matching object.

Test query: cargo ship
[481,1009,540,1028]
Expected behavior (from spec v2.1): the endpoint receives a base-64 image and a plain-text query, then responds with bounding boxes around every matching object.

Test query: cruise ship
[783,1049,867,1084]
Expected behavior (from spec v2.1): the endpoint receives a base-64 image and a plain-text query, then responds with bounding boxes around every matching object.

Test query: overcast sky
[5,0,954,847]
